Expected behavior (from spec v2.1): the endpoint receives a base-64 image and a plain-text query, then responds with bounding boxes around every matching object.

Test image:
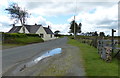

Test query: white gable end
[19,26,29,33]
[36,26,56,41]
[36,26,47,35]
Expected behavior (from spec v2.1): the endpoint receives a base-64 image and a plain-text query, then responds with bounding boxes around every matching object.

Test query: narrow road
[3,37,85,76]
[2,37,68,75]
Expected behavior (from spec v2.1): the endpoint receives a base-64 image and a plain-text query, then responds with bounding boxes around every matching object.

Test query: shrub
[4,33,27,38]
[14,37,44,44]
[3,33,40,38]
[26,33,39,37]
[3,33,44,44]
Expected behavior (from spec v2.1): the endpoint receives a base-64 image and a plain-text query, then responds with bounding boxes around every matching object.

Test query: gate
[97,39,118,62]
[97,29,120,62]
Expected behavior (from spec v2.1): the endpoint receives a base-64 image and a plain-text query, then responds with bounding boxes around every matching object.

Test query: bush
[14,37,44,44]
[3,33,40,38]
[4,33,27,38]
[3,33,44,44]
[26,33,39,37]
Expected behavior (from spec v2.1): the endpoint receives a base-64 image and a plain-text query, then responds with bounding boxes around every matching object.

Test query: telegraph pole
[74,16,76,39]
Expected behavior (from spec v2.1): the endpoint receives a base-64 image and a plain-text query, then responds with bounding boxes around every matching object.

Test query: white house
[8,24,56,41]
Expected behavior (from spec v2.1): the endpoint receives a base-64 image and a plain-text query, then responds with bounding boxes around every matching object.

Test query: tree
[5,3,29,33]
[54,30,60,37]
[99,32,105,37]
[107,35,110,37]
[69,20,82,36]
[94,31,98,36]
[54,30,60,34]
[79,23,82,33]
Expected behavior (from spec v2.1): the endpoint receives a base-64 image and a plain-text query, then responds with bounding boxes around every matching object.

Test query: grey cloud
[23,2,116,16]
[95,14,118,30]
[96,21,118,29]
[97,19,117,25]
[97,25,117,29]
[0,22,11,27]
[26,2,54,9]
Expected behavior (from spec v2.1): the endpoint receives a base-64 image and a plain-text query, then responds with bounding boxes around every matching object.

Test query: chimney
[48,25,50,29]
[13,24,15,27]
[35,23,37,25]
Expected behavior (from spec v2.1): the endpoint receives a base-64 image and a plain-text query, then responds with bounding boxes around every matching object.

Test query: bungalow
[8,24,56,41]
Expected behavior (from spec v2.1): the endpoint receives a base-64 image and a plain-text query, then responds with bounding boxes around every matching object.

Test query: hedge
[3,33,40,38]
[4,33,27,38]
[3,33,44,44]
[26,33,39,37]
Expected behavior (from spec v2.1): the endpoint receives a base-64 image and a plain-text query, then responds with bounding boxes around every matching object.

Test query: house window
[51,34,52,38]
[40,34,44,38]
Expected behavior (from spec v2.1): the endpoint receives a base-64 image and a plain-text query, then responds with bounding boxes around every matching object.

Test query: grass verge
[68,39,118,76]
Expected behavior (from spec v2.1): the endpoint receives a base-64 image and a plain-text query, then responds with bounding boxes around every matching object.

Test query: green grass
[118,44,120,48]
[68,39,118,76]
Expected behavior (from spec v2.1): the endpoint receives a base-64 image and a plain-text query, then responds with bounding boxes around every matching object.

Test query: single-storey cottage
[8,24,56,41]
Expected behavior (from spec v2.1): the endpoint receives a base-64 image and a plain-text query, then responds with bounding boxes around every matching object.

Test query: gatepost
[111,29,116,57]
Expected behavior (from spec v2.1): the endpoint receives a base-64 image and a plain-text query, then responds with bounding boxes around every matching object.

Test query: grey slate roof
[24,25,41,33]
[43,27,54,34]
[8,25,54,34]
[8,26,22,33]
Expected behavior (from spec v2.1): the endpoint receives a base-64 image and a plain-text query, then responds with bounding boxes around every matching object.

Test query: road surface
[2,37,67,75]
[2,37,85,76]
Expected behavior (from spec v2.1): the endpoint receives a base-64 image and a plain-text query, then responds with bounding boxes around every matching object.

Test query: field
[68,38,119,76]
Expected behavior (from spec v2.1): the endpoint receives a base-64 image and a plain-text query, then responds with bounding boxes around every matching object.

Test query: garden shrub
[26,33,39,37]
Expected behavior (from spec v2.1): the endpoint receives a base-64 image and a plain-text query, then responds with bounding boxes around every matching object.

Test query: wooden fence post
[111,29,116,57]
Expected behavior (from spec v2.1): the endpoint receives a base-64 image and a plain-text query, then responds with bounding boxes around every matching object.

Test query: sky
[0,0,119,36]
